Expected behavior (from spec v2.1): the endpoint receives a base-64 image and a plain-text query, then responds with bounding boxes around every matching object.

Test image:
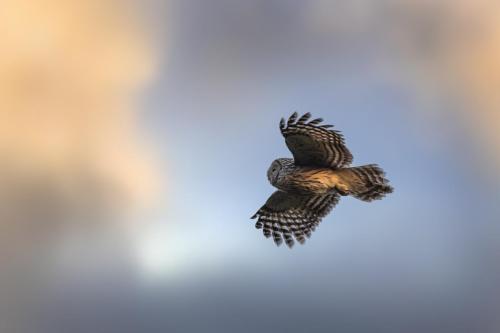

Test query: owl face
[267,159,282,185]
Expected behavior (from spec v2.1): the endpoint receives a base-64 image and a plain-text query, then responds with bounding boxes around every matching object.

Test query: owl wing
[251,190,340,247]
[280,112,353,168]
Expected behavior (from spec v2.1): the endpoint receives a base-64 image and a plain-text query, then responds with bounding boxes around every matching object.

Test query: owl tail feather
[342,164,393,202]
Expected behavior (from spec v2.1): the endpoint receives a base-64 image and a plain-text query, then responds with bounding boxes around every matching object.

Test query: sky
[1,1,499,333]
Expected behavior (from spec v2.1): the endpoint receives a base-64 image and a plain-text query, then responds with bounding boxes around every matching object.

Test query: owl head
[267,158,294,185]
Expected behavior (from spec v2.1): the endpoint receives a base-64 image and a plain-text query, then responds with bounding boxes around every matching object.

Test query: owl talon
[336,184,350,196]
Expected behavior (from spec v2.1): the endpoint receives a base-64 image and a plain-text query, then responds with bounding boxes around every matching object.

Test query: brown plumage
[251,112,393,248]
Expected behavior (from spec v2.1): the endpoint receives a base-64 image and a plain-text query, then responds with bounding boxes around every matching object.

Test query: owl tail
[340,164,393,202]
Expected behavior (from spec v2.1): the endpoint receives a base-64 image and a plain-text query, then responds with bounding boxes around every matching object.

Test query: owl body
[268,158,345,195]
[252,112,393,247]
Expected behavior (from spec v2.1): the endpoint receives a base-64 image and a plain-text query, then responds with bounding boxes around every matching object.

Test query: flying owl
[251,112,393,247]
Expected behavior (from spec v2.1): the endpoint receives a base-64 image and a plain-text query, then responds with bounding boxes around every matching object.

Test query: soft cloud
[0,2,159,329]
[305,0,500,180]
[0,0,158,228]
[387,0,500,177]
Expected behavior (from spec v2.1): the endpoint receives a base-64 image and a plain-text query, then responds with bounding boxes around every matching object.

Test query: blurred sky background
[1,0,500,332]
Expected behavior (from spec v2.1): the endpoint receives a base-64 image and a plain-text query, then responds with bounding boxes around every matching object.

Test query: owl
[251,112,393,247]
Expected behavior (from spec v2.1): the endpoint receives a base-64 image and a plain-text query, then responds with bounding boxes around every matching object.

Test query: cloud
[0,1,160,329]
[0,0,159,230]
[305,0,500,180]
[385,0,500,177]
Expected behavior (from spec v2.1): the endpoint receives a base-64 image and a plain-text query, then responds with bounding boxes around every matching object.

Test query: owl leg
[335,183,350,196]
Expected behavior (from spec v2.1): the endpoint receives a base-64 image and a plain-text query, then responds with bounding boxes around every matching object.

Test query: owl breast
[277,167,340,195]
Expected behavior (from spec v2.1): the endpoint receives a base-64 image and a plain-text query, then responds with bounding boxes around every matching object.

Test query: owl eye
[272,168,277,172]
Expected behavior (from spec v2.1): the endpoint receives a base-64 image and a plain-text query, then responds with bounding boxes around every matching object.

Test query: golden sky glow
[0,0,158,217]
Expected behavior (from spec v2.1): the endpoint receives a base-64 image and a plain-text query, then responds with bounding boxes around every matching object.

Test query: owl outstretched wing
[280,112,353,168]
[251,191,340,247]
